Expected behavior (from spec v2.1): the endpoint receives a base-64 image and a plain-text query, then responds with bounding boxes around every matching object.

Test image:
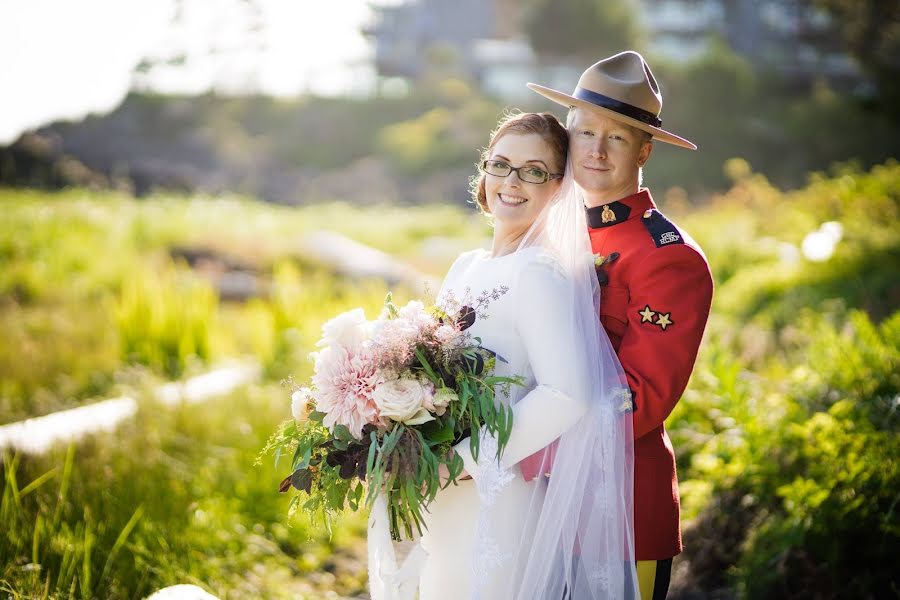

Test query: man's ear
[637,140,653,167]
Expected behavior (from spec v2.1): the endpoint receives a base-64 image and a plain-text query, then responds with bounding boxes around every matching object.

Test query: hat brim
[527,82,697,150]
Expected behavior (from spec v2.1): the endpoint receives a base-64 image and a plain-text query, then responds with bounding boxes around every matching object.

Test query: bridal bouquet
[261,292,520,541]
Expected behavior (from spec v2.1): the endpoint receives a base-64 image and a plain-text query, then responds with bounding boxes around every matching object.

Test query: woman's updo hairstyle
[470,111,568,215]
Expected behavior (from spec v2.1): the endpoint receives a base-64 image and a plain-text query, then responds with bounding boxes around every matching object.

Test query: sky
[0,0,382,144]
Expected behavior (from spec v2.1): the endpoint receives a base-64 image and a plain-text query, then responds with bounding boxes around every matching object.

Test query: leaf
[349,481,364,511]
[292,444,312,470]
[463,352,485,375]
[326,478,349,510]
[366,433,379,476]
[384,292,399,317]
[382,425,405,455]
[333,424,353,442]
[414,347,439,382]
[308,410,326,423]
[326,450,346,468]
[339,459,357,480]
[457,305,476,330]
[291,469,312,493]
[459,379,471,414]
[483,375,524,386]
[422,419,455,444]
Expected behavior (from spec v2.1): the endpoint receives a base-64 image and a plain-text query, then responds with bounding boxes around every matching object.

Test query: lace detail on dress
[469,433,515,600]
[589,564,611,591]
[470,433,516,505]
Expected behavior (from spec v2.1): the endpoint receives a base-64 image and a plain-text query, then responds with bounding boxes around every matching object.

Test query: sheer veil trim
[504,160,639,598]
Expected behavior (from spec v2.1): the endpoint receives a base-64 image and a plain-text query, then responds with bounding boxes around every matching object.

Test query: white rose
[291,388,312,421]
[373,379,434,426]
[318,308,371,350]
[424,387,457,416]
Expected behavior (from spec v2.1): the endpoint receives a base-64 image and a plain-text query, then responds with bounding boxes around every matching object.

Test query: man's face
[569,108,653,205]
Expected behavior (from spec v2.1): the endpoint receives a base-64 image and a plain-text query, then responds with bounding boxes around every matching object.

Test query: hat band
[573,87,662,128]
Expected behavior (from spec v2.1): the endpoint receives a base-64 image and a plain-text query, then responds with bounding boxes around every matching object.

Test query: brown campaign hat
[528,51,696,150]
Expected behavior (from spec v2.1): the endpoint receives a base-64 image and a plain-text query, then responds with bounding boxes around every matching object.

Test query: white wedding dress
[414,246,590,599]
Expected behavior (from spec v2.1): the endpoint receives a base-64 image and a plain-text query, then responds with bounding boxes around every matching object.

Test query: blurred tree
[812,0,900,115]
[522,0,643,61]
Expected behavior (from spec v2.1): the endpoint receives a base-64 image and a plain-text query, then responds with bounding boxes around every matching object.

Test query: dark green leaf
[339,459,357,479]
[333,424,353,442]
[290,469,312,493]
[415,347,439,382]
[421,418,455,444]
[457,305,476,330]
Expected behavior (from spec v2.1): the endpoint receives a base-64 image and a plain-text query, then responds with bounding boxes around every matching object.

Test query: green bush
[672,309,899,598]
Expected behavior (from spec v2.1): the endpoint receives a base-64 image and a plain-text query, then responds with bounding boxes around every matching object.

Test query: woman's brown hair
[470,112,569,215]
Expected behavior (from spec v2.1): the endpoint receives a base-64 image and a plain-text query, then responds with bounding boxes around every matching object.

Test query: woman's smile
[497,192,528,206]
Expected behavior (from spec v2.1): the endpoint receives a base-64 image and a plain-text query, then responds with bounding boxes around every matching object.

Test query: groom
[529,51,714,599]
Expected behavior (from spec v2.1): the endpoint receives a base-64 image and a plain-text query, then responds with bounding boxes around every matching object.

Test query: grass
[0,188,491,423]
[1,383,371,599]
[1,159,898,598]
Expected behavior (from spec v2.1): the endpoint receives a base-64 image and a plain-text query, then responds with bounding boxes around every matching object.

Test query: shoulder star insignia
[639,305,656,322]
[656,312,673,330]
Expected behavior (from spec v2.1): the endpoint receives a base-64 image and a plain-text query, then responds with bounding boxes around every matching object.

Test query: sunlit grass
[0,188,487,422]
[1,383,370,599]
[1,160,898,597]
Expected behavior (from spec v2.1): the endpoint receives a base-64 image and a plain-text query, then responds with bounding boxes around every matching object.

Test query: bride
[369,112,639,599]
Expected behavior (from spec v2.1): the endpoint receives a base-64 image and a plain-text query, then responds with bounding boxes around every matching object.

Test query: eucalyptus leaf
[422,419,454,444]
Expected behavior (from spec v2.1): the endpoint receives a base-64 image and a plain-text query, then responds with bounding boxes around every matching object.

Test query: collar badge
[601,204,616,223]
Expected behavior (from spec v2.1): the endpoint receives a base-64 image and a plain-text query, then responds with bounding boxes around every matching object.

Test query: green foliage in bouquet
[261,294,521,541]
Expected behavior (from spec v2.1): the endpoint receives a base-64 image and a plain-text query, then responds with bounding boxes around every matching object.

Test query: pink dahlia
[311,345,383,439]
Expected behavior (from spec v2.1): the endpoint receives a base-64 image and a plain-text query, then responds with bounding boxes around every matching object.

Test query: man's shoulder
[626,208,708,266]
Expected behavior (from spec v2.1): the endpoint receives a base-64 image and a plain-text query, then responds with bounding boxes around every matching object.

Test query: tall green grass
[114,263,218,379]
[0,188,486,422]
[1,161,897,597]
[1,384,370,599]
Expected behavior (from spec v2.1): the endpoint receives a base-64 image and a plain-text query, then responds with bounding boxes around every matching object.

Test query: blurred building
[366,0,863,97]
[728,0,862,88]
[638,0,726,61]
[638,0,862,88]
[364,0,552,100]
[363,0,500,80]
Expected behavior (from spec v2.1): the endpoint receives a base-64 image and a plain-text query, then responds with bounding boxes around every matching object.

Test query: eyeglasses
[481,159,563,184]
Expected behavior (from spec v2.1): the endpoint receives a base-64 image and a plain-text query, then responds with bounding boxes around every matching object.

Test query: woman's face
[484,132,564,232]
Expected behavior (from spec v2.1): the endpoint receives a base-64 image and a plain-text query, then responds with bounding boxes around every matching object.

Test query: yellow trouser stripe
[636,560,657,600]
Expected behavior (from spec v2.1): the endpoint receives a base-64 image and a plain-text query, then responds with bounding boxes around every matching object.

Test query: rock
[145,584,220,600]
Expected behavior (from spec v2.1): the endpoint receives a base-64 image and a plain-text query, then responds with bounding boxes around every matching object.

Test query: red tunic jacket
[589,188,713,560]
[518,188,713,559]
